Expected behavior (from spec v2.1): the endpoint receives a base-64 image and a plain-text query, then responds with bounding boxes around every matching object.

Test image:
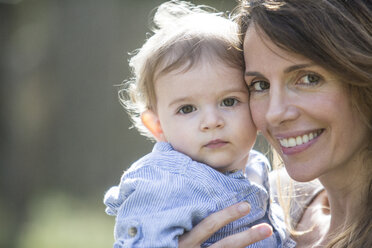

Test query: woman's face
[244,26,369,183]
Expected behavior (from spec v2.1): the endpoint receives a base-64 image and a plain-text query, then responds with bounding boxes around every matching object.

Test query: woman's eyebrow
[245,63,314,77]
[244,71,264,77]
[284,63,313,73]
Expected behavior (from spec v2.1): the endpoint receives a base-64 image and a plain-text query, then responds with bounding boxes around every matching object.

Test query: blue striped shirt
[104,142,295,248]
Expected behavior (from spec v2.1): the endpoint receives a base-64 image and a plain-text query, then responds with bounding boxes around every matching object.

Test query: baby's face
[154,61,257,172]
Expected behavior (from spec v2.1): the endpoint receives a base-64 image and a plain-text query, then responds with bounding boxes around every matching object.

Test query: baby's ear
[141,110,166,142]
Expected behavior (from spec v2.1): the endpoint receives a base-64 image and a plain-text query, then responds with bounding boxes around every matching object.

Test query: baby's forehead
[156,53,243,79]
[154,60,247,92]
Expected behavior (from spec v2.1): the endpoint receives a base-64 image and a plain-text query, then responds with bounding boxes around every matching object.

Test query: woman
[179,0,372,247]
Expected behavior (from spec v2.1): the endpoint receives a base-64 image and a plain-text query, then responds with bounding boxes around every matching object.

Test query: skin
[146,58,257,172]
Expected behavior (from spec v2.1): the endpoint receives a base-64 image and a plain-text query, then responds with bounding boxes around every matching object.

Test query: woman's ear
[141,110,166,142]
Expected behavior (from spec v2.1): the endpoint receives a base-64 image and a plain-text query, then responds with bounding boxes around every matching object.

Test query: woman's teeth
[279,130,321,148]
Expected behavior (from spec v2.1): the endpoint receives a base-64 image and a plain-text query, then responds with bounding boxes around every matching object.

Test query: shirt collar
[153,142,174,152]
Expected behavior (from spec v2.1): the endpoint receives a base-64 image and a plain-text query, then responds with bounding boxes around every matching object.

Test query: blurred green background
[0,0,269,247]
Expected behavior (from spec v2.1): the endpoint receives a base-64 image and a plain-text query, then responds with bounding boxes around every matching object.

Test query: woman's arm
[178,202,273,248]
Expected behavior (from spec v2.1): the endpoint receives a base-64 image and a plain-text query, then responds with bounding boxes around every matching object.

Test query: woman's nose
[200,109,225,131]
[265,89,299,126]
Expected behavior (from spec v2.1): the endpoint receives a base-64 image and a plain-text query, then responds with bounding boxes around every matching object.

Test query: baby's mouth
[205,139,228,148]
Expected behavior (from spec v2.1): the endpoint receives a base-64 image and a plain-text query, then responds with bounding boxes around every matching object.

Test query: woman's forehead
[243,26,310,70]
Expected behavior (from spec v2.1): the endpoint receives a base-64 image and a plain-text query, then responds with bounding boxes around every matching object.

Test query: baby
[104,1,295,247]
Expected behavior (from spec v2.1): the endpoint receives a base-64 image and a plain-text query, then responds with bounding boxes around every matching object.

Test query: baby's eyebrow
[167,86,249,108]
[225,88,250,94]
[168,96,192,108]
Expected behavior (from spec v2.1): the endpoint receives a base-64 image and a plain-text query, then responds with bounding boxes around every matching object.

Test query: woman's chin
[284,166,319,183]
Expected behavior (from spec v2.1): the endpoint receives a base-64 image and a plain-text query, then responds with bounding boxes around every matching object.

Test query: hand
[178,202,273,248]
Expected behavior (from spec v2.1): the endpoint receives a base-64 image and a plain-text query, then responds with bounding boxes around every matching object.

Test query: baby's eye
[221,98,238,107]
[298,74,321,85]
[250,80,270,92]
[178,105,196,114]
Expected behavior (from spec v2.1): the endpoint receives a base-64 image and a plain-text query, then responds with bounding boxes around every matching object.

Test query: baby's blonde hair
[120,0,243,140]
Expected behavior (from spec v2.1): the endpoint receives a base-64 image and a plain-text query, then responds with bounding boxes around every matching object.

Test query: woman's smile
[277,129,324,154]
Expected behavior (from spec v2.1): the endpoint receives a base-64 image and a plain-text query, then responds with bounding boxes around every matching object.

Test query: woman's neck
[318,156,365,233]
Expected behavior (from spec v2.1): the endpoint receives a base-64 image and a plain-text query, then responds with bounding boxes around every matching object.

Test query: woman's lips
[205,139,228,148]
[278,129,324,155]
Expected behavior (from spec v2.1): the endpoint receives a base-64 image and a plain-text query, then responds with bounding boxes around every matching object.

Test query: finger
[209,223,273,248]
[178,202,251,247]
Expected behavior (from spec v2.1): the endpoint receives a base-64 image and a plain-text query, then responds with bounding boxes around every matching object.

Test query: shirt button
[128,226,137,237]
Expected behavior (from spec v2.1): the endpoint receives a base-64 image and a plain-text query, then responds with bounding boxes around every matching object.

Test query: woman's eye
[178,105,196,114]
[250,81,270,91]
[221,98,238,107]
[299,74,320,85]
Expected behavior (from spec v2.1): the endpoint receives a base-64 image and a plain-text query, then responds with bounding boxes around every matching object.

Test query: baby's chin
[203,159,245,173]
